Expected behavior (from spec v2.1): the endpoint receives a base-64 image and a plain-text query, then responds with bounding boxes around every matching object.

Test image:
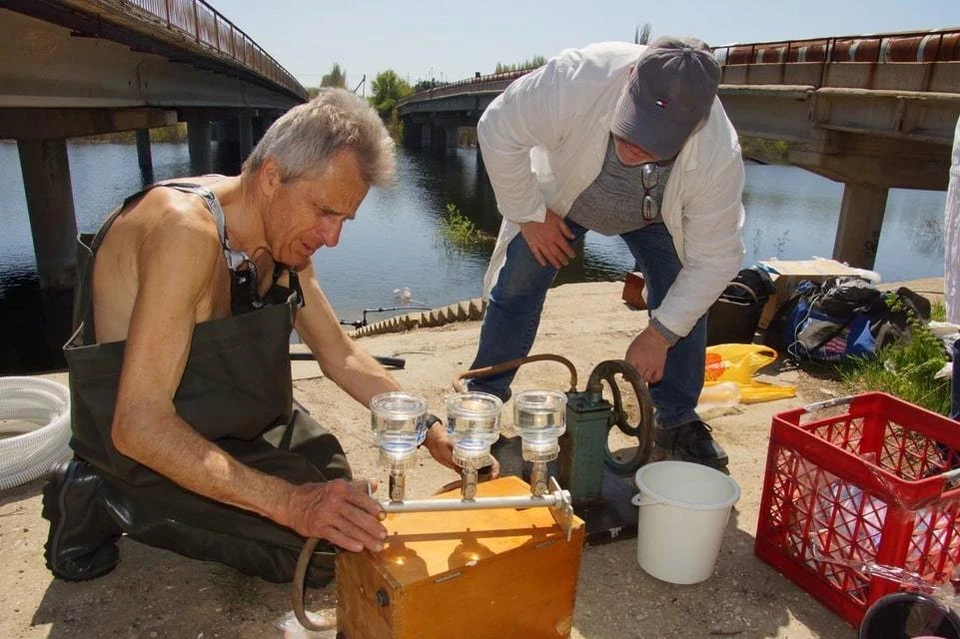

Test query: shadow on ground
[31,537,334,639]
[573,509,855,639]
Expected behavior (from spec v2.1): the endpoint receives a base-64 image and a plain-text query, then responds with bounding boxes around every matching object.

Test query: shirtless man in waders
[42,89,473,585]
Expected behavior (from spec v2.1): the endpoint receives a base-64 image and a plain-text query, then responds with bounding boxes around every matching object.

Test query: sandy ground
[1,279,943,639]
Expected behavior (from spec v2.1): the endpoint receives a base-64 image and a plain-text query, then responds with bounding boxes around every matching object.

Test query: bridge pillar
[421,125,432,150]
[429,124,449,156]
[833,183,889,269]
[17,138,78,365]
[215,118,243,174]
[262,111,281,131]
[135,129,154,184]
[443,124,459,157]
[187,114,212,175]
[239,112,254,162]
[403,120,422,150]
[17,140,78,291]
[252,115,267,147]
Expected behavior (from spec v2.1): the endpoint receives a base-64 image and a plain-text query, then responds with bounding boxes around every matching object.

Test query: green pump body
[558,390,613,505]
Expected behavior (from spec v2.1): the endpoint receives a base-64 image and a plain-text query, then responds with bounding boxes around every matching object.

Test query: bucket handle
[631,492,661,507]
[721,281,759,303]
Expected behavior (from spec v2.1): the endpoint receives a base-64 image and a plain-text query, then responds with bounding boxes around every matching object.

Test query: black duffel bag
[706,268,776,346]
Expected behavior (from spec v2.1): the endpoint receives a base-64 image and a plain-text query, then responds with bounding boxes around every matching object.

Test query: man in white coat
[945,114,960,420]
[467,36,746,469]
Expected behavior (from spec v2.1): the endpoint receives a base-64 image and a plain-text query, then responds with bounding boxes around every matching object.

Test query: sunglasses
[641,163,659,221]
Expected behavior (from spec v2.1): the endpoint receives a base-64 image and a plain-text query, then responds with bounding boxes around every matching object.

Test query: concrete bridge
[397,29,960,271]
[0,0,307,364]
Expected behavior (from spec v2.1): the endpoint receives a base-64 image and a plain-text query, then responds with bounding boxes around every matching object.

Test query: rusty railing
[402,27,960,105]
[121,0,306,99]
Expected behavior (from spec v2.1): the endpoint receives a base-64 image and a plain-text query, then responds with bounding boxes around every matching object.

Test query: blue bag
[767,278,884,362]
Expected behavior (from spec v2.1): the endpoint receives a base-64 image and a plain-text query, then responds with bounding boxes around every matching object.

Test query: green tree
[369,70,413,119]
[320,62,347,88]
[413,78,447,93]
[306,86,320,99]
[635,23,652,45]
[493,55,546,74]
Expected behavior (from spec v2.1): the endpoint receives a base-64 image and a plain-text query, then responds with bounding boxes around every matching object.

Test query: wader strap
[77,187,158,344]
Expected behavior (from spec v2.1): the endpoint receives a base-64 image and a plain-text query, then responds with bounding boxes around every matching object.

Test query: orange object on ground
[704,344,796,404]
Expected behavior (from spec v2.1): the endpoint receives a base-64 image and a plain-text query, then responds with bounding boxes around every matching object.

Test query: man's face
[612,135,658,167]
[266,149,370,269]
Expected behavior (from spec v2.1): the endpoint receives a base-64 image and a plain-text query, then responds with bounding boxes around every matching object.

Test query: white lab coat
[478,42,746,338]
[945,115,960,325]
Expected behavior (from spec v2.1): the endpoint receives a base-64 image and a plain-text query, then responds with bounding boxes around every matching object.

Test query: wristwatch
[420,413,442,447]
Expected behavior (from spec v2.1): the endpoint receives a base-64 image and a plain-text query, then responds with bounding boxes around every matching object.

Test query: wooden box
[336,476,586,638]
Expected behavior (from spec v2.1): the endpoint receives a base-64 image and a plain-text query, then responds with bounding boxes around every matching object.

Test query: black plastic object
[706,268,775,346]
[858,591,960,639]
[290,352,405,369]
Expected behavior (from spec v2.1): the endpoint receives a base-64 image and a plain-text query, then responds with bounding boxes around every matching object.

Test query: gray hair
[243,88,395,187]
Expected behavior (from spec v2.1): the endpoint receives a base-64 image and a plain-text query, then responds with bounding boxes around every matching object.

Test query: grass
[932,299,947,322]
[739,136,790,164]
[75,123,188,144]
[437,203,492,248]
[839,296,951,415]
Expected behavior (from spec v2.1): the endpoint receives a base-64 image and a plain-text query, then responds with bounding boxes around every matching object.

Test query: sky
[216,0,957,92]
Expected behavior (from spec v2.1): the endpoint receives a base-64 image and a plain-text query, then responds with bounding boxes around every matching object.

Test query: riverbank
[7,278,947,638]
[74,123,187,144]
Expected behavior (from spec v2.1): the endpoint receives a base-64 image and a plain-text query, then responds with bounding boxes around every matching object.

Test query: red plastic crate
[755,393,960,627]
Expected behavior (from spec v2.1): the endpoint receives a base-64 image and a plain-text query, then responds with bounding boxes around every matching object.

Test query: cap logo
[655,99,669,108]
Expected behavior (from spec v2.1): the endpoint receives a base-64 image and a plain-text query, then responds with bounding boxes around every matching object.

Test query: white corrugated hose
[0,376,72,491]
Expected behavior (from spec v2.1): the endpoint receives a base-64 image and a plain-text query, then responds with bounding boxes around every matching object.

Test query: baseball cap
[611,36,721,160]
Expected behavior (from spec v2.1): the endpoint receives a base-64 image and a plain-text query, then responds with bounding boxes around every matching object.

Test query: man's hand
[284,479,387,553]
[424,421,500,479]
[520,208,577,269]
[625,326,670,384]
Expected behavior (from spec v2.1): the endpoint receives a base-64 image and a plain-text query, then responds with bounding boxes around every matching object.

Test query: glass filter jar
[370,391,428,471]
[514,389,567,462]
[445,391,502,469]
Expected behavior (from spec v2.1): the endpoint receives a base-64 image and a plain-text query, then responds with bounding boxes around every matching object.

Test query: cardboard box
[756,258,873,329]
[336,476,585,638]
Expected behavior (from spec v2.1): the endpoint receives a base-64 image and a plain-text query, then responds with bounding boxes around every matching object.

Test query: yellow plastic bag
[704,344,796,404]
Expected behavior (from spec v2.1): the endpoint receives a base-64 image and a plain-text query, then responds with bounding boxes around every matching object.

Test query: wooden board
[337,476,586,638]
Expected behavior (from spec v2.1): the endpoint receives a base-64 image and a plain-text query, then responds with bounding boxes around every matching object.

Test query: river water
[0,140,947,373]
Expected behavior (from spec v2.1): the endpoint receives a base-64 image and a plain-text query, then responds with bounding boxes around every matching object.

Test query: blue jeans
[468,221,706,430]
[952,339,960,422]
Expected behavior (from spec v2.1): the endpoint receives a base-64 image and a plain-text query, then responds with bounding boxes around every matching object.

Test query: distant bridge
[0,0,307,286]
[397,29,960,270]
[0,0,307,367]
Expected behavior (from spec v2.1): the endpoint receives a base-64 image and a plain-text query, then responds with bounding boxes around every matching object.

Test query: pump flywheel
[586,360,654,475]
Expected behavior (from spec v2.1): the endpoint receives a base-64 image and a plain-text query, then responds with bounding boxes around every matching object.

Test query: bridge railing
[397,68,538,107]
[121,0,306,99]
[712,27,960,66]
[401,28,960,105]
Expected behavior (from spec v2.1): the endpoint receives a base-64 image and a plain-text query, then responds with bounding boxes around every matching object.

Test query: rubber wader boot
[42,459,123,581]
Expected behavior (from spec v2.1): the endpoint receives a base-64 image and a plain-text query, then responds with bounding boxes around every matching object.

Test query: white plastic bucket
[632,461,741,584]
